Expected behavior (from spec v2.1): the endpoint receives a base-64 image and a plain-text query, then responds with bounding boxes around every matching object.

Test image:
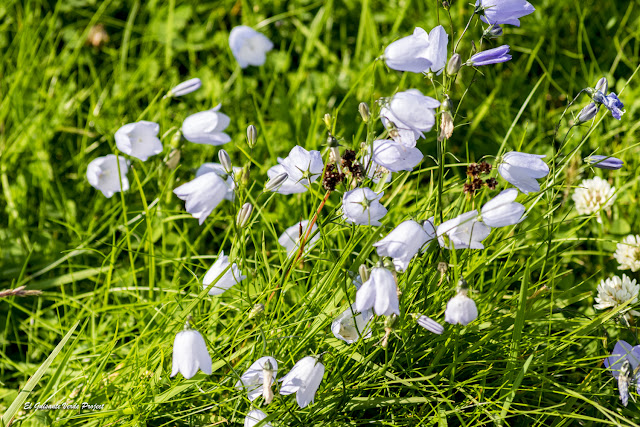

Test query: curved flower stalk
[480,189,526,228]
[475,0,535,27]
[115,121,163,161]
[355,267,400,316]
[203,251,246,295]
[342,187,387,226]
[380,89,440,147]
[182,105,231,145]
[235,356,278,402]
[370,139,424,173]
[614,235,640,272]
[171,327,212,380]
[331,303,373,344]
[374,219,436,272]
[229,26,274,69]
[279,356,325,408]
[173,172,228,225]
[497,151,549,194]
[86,155,130,198]
[437,211,491,249]
[604,340,640,406]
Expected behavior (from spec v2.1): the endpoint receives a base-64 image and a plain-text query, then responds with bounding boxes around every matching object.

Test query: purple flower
[476,0,535,27]
[584,155,624,170]
[593,91,625,120]
[467,45,511,66]
[604,340,640,406]
[577,103,598,123]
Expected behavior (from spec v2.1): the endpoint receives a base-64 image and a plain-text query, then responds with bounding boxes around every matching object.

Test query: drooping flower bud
[595,77,608,95]
[446,53,462,75]
[577,103,598,123]
[358,102,370,122]
[584,155,624,170]
[218,149,233,174]
[246,125,257,148]
[264,172,289,192]
[236,202,253,228]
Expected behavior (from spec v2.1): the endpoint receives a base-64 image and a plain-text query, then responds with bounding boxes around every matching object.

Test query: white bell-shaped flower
[196,162,240,201]
[374,219,436,272]
[331,303,373,344]
[203,251,246,295]
[171,329,212,379]
[355,267,400,316]
[279,356,325,408]
[173,172,228,225]
[115,120,163,161]
[371,139,424,172]
[86,154,130,198]
[278,220,320,257]
[423,25,448,75]
[384,27,432,73]
[235,356,278,402]
[498,151,549,194]
[244,409,272,427]
[444,290,478,325]
[182,104,231,146]
[381,89,440,147]
[342,187,387,226]
[437,210,491,249]
[229,26,274,69]
[266,146,323,195]
[481,189,526,228]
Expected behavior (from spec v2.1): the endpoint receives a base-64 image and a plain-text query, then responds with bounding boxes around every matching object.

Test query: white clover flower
[614,235,640,272]
[594,275,640,319]
[380,89,440,147]
[173,172,228,225]
[572,176,616,222]
[115,121,163,161]
[182,105,231,146]
[437,210,491,250]
[373,218,436,272]
[171,329,212,380]
[497,151,549,194]
[279,356,325,408]
[331,303,373,344]
[278,220,319,257]
[370,139,424,172]
[86,154,130,198]
[480,189,525,228]
[244,409,273,427]
[266,146,324,195]
[235,356,278,402]
[196,162,240,201]
[203,251,246,296]
[342,188,387,226]
[444,290,478,326]
[355,267,399,316]
[229,26,274,69]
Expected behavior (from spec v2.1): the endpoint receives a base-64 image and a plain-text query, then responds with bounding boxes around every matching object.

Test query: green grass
[2,0,640,425]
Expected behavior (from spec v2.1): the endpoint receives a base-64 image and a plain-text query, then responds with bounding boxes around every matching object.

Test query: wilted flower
[498,151,549,194]
[416,314,444,334]
[577,103,598,123]
[182,105,231,146]
[279,356,325,408]
[373,219,436,272]
[370,139,423,172]
[444,289,478,325]
[342,187,388,226]
[572,176,616,221]
[86,154,130,198]
[593,91,625,120]
[594,275,640,320]
[481,189,525,228]
[355,267,400,316]
[380,89,440,147]
[174,173,228,225]
[235,356,278,402]
[584,155,624,170]
[604,340,640,406]
[115,121,163,162]
[614,235,640,272]
[331,304,373,344]
[475,0,535,27]
[171,328,212,380]
[229,25,274,68]
[467,45,512,66]
[203,251,246,295]
[196,162,239,201]
[244,409,273,427]
[437,210,491,250]
[168,78,202,97]
[278,220,320,256]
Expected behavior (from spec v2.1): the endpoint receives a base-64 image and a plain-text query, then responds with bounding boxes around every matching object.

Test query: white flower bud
[595,77,608,95]
[168,78,202,97]
[236,202,253,228]
[246,125,257,148]
[359,102,370,122]
[446,53,462,75]
[264,172,289,192]
[218,149,233,174]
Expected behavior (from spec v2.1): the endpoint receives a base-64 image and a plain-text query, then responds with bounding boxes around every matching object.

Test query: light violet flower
[577,103,598,123]
[416,315,444,334]
[594,275,640,320]
[467,45,512,66]
[115,121,162,162]
[168,78,202,97]
[373,219,436,272]
[476,0,535,27]
[196,162,240,201]
[355,267,400,316]
[171,328,212,379]
[604,340,640,406]
[203,251,246,295]
[572,176,616,222]
[279,146,324,187]
[423,25,448,75]
[342,188,387,226]
[182,105,231,146]
[245,409,273,427]
[279,356,325,408]
[614,235,640,272]
[86,154,130,198]
[278,220,319,257]
[173,172,228,225]
[331,303,373,344]
[370,139,424,172]
[437,210,491,250]
[235,356,278,402]
[498,151,549,194]
[229,26,274,69]
[444,290,478,326]
[593,91,625,120]
[381,89,441,147]
[383,27,432,73]
[481,189,525,228]
[584,155,624,170]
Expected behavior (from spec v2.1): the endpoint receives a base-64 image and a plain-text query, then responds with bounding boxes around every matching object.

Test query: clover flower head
[614,235,640,272]
[594,275,640,320]
[572,176,616,221]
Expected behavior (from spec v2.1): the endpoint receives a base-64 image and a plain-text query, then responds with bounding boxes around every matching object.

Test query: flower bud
[264,172,288,192]
[323,114,332,129]
[485,24,503,38]
[577,103,598,123]
[249,303,265,319]
[246,125,257,148]
[170,130,183,148]
[595,77,608,94]
[384,313,399,329]
[416,314,444,334]
[447,53,462,75]
[168,78,202,97]
[165,148,181,170]
[358,102,370,122]
[236,202,253,228]
[218,149,233,174]
[358,264,370,283]
[584,155,624,170]
[262,359,275,404]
